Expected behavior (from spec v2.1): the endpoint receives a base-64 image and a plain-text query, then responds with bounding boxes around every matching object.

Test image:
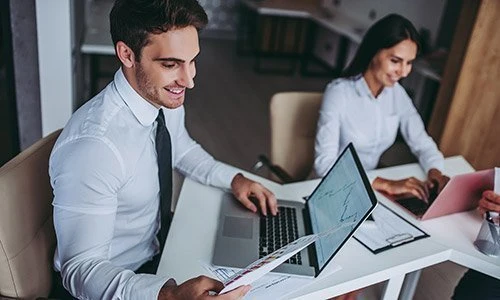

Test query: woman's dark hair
[342,14,421,78]
[110,0,208,60]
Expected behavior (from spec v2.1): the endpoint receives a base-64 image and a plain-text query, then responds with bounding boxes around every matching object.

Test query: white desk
[157,156,500,299]
[367,157,500,279]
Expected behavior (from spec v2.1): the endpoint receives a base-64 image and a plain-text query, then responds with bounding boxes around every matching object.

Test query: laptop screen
[307,143,377,272]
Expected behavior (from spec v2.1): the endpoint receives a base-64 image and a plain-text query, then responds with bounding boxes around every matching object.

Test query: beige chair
[0,129,61,299]
[258,92,323,183]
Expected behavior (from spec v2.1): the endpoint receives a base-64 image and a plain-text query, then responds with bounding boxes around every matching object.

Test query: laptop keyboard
[259,206,302,265]
[396,185,439,216]
[396,197,429,215]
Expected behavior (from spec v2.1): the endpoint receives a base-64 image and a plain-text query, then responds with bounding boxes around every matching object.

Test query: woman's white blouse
[314,75,444,177]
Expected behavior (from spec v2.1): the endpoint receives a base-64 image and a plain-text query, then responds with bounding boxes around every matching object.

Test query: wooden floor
[96,38,416,178]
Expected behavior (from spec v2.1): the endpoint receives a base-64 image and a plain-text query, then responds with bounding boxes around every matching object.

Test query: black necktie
[155,109,173,255]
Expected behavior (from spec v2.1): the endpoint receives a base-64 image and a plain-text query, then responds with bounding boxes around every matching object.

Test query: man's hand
[478,190,500,215]
[426,168,450,194]
[158,276,250,300]
[372,176,429,201]
[231,173,278,216]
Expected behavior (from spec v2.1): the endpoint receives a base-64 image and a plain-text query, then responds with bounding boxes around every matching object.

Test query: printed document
[214,222,353,294]
[203,263,336,300]
[354,204,428,253]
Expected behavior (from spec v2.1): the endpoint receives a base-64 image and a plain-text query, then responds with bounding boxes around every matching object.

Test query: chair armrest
[255,155,296,183]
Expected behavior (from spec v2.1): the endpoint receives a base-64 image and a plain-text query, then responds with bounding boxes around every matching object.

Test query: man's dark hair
[342,14,421,78]
[110,0,208,60]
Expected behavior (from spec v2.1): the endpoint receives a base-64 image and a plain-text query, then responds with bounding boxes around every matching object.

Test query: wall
[199,0,240,39]
[202,0,448,45]
[433,0,500,169]
[72,0,86,110]
[36,0,74,136]
[321,0,447,48]
[9,0,42,150]
[0,1,19,165]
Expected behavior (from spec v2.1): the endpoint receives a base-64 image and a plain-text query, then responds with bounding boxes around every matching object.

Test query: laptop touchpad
[222,216,253,239]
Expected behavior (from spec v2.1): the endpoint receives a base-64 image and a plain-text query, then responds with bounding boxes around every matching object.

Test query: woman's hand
[426,168,450,194]
[372,176,429,201]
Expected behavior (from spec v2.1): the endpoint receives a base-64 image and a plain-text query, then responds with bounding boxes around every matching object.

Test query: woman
[314,14,449,201]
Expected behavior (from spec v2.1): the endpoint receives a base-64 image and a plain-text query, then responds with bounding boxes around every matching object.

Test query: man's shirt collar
[114,68,159,126]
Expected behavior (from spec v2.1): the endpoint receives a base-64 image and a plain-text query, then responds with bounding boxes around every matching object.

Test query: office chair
[0,129,61,299]
[256,91,323,183]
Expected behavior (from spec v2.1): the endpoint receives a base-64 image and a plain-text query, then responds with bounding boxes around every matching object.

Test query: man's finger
[253,190,268,216]
[218,285,251,299]
[483,190,494,199]
[195,276,225,294]
[478,206,486,215]
[263,189,278,215]
[479,197,500,213]
[484,190,500,203]
[237,196,257,213]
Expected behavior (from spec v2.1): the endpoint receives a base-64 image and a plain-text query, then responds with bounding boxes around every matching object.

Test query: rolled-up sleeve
[50,138,169,300]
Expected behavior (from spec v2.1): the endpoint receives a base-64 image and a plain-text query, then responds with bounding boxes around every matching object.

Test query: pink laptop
[390,169,494,220]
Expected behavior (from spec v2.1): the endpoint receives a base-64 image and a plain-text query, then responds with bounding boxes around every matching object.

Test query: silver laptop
[213,143,378,277]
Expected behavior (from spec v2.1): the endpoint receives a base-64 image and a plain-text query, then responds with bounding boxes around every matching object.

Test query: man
[452,190,500,299]
[49,0,277,299]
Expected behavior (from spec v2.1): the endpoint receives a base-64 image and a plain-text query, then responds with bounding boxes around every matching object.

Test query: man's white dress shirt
[49,69,240,299]
[314,75,444,177]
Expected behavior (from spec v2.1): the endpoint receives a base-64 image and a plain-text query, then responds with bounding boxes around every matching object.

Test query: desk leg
[381,274,405,300]
[399,269,422,300]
